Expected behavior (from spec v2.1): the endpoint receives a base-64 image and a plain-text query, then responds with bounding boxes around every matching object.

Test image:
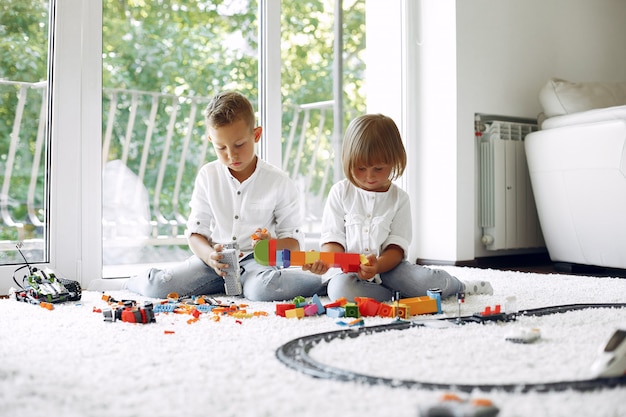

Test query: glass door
[101,0,260,274]
[101,0,366,276]
[0,1,51,271]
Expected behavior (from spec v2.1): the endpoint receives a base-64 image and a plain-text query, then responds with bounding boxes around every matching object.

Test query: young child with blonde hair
[303,113,492,301]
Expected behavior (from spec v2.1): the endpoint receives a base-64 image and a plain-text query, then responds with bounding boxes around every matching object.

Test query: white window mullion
[49,0,102,288]
[258,0,282,167]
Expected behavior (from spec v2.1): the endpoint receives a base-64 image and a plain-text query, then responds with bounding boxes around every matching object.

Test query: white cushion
[541,104,626,130]
[539,78,626,118]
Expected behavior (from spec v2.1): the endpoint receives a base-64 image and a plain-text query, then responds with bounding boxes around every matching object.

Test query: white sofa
[525,78,626,270]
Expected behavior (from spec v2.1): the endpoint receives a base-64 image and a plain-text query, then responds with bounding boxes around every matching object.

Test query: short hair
[204,91,256,131]
[342,114,407,186]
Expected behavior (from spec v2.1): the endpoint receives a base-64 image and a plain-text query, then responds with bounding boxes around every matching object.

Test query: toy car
[419,393,500,417]
[505,327,541,344]
[590,327,626,378]
[103,300,156,324]
[14,269,81,304]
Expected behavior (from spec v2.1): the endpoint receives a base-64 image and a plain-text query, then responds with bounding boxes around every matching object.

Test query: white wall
[456,0,626,260]
[367,0,626,264]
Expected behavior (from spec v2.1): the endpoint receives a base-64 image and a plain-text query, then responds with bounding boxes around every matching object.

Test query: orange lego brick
[320,252,335,264]
[400,296,439,316]
[290,251,306,265]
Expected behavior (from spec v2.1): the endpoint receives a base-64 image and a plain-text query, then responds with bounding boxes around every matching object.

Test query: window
[101,0,260,270]
[0,0,102,293]
[0,1,51,266]
[0,0,367,292]
[102,0,366,275]
[280,0,365,239]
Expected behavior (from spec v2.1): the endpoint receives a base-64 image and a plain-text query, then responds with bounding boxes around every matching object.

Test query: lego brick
[390,304,409,319]
[344,302,360,318]
[275,303,296,317]
[290,251,305,266]
[303,304,318,316]
[268,239,276,265]
[320,252,335,264]
[356,297,381,316]
[304,251,321,264]
[400,296,438,316]
[377,303,394,317]
[311,294,325,315]
[426,289,442,314]
[285,307,304,319]
[326,307,345,318]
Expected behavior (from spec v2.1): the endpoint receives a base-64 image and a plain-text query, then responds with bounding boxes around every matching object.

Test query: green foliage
[1,0,366,243]
[0,0,49,241]
[0,0,49,82]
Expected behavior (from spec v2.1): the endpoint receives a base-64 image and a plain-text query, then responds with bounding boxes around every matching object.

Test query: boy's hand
[208,244,230,277]
[357,254,378,280]
[302,258,330,275]
[251,228,269,242]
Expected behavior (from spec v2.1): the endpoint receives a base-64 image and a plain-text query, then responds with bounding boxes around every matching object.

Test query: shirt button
[234,215,239,220]
[232,236,237,241]
[237,191,241,195]
[196,221,200,225]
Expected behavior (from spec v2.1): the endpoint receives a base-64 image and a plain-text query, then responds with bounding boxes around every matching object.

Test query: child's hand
[357,253,378,281]
[208,244,230,277]
[251,228,269,242]
[302,258,330,275]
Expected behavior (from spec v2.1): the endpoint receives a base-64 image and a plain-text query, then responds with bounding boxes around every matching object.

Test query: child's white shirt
[185,158,305,257]
[319,179,411,282]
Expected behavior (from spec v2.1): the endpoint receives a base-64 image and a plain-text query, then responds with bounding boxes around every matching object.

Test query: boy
[125,91,325,301]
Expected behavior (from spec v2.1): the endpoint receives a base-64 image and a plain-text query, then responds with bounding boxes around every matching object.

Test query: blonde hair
[342,114,407,186]
[204,91,255,131]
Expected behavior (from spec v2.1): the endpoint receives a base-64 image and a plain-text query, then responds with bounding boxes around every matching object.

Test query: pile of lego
[94,293,268,325]
[275,289,443,324]
[90,289,447,327]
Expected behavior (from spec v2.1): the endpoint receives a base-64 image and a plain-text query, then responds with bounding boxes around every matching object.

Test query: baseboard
[416,252,552,268]
[417,252,626,278]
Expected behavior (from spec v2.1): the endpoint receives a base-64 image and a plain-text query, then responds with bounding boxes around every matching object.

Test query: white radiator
[476,114,544,251]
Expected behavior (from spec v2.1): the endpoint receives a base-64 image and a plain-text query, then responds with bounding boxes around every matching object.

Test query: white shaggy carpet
[1,265,626,417]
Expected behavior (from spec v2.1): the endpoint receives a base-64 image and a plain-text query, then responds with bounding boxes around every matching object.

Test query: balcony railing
[0,79,339,264]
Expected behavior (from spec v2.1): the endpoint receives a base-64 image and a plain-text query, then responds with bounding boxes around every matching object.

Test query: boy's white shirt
[185,158,305,258]
[319,179,411,283]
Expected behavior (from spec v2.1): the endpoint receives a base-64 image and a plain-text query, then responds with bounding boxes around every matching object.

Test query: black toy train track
[276,303,626,393]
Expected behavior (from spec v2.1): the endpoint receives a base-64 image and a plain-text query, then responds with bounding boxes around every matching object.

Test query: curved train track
[276,303,626,393]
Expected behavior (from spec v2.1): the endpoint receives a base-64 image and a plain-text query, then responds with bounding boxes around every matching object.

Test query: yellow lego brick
[304,251,321,264]
[390,304,409,318]
[285,307,305,319]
